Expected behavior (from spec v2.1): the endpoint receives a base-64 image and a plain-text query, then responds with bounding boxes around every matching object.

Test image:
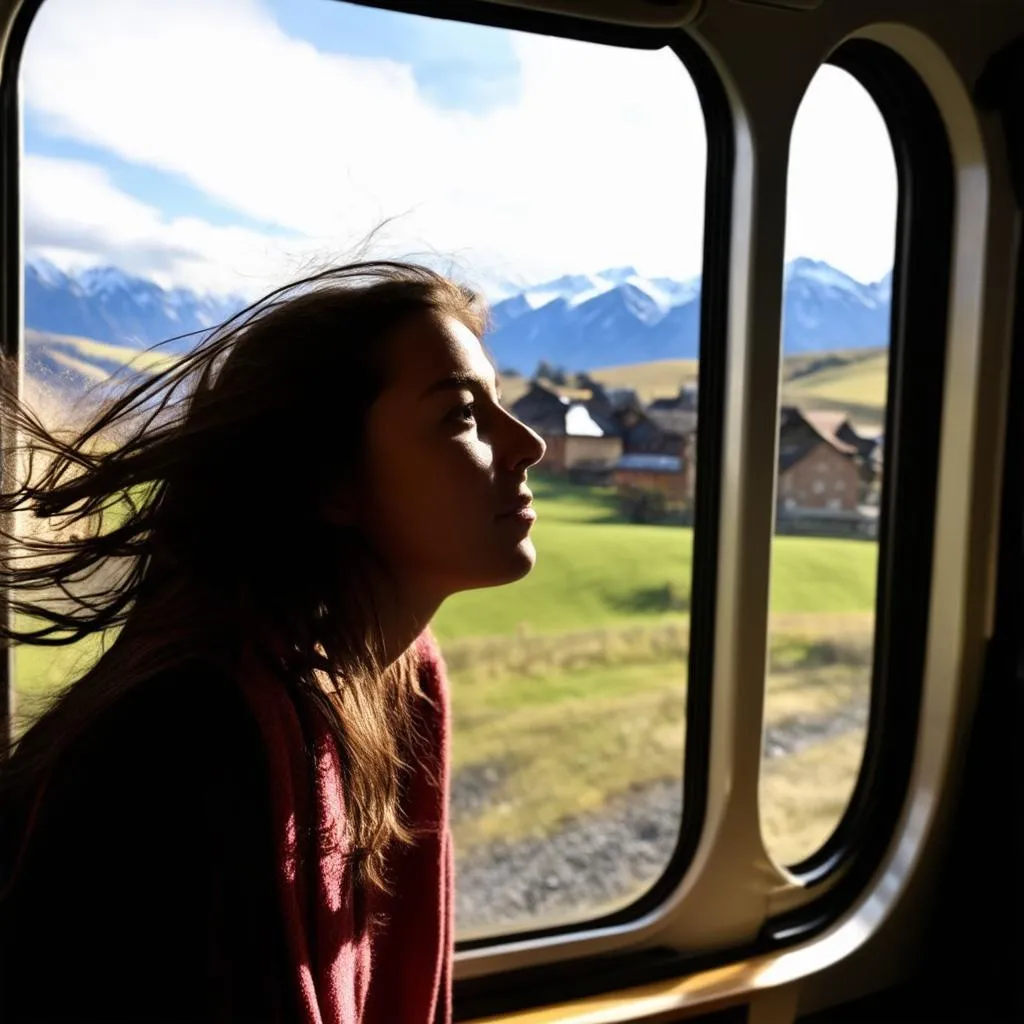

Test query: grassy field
[11,475,878,870]
[450,643,869,861]
[434,476,879,640]
[439,476,877,866]
[15,477,878,685]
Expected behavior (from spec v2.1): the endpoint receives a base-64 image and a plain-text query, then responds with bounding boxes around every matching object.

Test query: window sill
[465,956,802,1022]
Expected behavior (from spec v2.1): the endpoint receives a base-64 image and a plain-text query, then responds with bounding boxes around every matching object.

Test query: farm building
[617,407,697,460]
[774,408,882,537]
[777,407,864,512]
[612,452,694,521]
[648,382,698,413]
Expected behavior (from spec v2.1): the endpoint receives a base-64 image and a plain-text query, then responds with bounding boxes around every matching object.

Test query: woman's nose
[508,418,546,474]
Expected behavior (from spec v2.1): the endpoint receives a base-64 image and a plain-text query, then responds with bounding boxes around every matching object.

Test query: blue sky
[19,0,896,298]
[267,1,524,113]
[23,0,524,234]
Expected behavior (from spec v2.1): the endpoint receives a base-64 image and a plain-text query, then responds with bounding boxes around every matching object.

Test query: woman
[0,261,546,1022]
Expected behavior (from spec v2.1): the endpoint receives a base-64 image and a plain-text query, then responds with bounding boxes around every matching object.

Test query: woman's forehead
[387,312,493,389]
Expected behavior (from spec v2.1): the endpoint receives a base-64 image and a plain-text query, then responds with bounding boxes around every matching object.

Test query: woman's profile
[0,260,546,1023]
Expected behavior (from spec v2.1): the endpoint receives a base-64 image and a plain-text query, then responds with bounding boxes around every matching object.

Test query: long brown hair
[0,260,486,893]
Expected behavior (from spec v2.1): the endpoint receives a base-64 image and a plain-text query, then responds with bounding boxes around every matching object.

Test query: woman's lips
[496,494,536,523]
[496,504,537,524]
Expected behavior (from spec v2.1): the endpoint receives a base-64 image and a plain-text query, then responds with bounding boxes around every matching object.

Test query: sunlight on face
[359,313,546,604]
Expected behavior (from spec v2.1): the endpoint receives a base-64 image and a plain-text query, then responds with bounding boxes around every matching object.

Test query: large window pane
[760,65,896,866]
[16,0,706,940]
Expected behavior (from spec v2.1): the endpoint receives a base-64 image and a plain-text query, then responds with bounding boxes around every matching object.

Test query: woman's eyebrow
[419,372,498,400]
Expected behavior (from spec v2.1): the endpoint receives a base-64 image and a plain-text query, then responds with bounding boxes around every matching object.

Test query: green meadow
[12,475,878,867]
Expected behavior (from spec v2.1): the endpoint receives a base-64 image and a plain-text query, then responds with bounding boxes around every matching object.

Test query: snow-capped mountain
[22,256,892,389]
[779,257,892,356]
[25,258,245,352]
[486,257,891,374]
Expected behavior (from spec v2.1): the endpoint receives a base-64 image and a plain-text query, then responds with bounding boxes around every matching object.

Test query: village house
[574,375,643,423]
[605,396,698,513]
[776,407,876,515]
[621,408,697,459]
[512,369,880,535]
[612,453,691,522]
[510,381,622,477]
[834,418,884,504]
[604,386,645,417]
[648,382,698,413]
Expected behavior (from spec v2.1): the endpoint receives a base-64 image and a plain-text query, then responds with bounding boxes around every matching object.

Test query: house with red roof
[777,407,869,513]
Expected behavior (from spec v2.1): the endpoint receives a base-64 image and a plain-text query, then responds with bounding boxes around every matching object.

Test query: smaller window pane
[760,65,896,866]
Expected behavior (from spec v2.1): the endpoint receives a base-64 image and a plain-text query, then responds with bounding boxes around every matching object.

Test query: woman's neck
[374,583,441,668]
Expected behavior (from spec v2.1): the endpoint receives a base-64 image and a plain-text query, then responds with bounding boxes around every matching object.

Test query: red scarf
[239,633,453,1024]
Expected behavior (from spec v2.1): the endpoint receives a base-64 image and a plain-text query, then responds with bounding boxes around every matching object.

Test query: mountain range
[25,259,243,354]
[23,256,892,389]
[485,259,891,374]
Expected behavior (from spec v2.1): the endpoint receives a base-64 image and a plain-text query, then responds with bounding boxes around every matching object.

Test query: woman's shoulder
[2,658,276,913]
[106,657,259,739]
[31,657,271,825]
[77,658,262,765]
[1,660,295,1022]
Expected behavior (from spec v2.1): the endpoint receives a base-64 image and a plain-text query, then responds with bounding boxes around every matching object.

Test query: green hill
[588,358,700,404]
[587,347,887,427]
[783,349,888,427]
[24,328,887,428]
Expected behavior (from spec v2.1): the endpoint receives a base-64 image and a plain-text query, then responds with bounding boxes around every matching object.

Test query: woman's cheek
[462,435,495,473]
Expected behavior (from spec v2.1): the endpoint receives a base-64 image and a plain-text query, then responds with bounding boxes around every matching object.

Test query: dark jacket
[0,664,298,1022]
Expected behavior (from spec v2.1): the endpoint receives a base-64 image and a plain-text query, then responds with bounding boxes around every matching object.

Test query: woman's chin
[505,537,538,580]
[437,540,539,598]
[468,539,538,591]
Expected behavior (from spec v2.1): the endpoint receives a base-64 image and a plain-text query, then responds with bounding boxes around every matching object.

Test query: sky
[19,0,897,300]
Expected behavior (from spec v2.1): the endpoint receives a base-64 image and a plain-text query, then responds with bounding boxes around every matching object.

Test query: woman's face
[356,311,546,606]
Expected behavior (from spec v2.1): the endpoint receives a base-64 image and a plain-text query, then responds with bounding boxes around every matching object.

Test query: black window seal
[0,0,45,758]
[342,0,681,49]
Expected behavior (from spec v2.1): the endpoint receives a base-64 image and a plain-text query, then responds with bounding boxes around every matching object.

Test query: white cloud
[22,155,322,295]
[21,0,705,291]
[21,0,895,295]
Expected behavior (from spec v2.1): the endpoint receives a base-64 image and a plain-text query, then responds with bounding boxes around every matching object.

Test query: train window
[15,0,707,940]
[760,65,897,866]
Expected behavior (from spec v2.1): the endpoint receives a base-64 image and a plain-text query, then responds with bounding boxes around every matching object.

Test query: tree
[534,360,568,386]
[534,359,555,382]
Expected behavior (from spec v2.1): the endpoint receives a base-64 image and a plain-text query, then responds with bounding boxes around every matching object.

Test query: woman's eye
[450,402,476,426]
